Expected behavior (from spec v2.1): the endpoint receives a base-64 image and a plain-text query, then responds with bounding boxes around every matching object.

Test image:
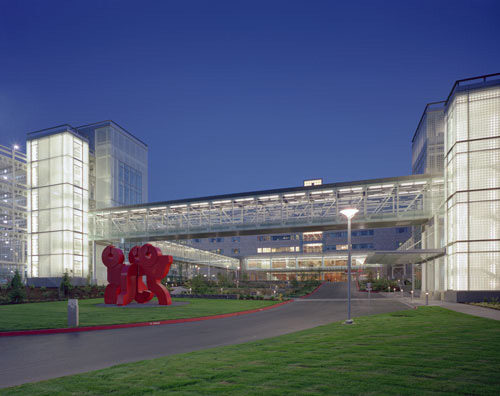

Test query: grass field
[0,298,277,331]
[2,307,499,395]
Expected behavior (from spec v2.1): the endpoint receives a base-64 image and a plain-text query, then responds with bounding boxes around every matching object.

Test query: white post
[68,299,79,327]
[346,217,353,324]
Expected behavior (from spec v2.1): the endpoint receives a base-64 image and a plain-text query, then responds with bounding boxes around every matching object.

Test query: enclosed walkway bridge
[90,174,444,243]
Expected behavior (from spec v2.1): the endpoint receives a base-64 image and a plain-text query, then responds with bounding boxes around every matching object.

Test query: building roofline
[75,120,148,148]
[445,72,500,105]
[411,101,446,144]
[26,124,89,143]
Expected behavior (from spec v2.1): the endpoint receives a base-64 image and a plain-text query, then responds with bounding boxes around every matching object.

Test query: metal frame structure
[0,144,27,281]
[152,240,239,269]
[90,174,444,243]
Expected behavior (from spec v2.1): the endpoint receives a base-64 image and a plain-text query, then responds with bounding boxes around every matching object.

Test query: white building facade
[444,78,500,291]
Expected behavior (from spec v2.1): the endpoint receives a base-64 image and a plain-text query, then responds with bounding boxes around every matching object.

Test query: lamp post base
[344,319,354,325]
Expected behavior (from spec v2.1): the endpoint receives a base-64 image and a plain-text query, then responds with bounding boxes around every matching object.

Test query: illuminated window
[304,179,323,187]
[336,244,348,250]
[31,163,38,187]
[31,190,38,210]
[303,243,323,253]
[303,232,323,241]
[31,213,38,232]
[73,141,82,160]
[31,141,38,161]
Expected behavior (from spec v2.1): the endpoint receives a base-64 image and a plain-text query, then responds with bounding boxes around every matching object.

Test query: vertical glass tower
[77,121,148,209]
[412,102,446,175]
[27,126,89,278]
[445,76,500,291]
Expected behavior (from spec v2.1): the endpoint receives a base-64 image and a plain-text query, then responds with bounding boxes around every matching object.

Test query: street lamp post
[340,208,359,325]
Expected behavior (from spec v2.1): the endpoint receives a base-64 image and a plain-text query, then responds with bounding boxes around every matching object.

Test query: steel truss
[90,175,444,243]
[153,240,239,269]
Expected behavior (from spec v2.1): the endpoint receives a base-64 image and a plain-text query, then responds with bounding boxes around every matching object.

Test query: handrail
[445,72,500,105]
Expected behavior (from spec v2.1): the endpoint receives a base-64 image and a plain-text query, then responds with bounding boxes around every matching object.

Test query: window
[193,238,200,243]
[31,190,38,210]
[352,243,374,250]
[272,235,291,241]
[330,231,347,238]
[303,243,323,253]
[211,248,223,254]
[303,178,323,186]
[31,141,38,161]
[303,232,323,241]
[73,236,83,255]
[73,141,82,160]
[74,213,82,232]
[31,213,38,232]
[257,235,271,241]
[232,236,240,242]
[352,229,374,237]
[73,163,82,187]
[73,189,82,210]
[232,248,240,254]
[118,161,143,205]
[257,246,300,253]
[210,237,224,243]
[336,244,348,250]
[31,163,38,187]
[397,227,408,233]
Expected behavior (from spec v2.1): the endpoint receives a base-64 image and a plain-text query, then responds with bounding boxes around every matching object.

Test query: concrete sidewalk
[403,297,500,321]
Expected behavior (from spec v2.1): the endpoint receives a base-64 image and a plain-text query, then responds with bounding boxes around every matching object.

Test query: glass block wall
[445,84,500,290]
[27,130,89,278]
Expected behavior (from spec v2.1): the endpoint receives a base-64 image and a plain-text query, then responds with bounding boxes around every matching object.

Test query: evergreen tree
[59,272,72,298]
[8,270,26,304]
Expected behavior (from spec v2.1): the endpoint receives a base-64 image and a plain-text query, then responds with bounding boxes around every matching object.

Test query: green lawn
[2,307,500,395]
[0,298,277,331]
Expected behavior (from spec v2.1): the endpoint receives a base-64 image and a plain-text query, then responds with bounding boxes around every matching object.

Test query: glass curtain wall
[445,84,500,290]
[91,123,148,209]
[27,131,89,278]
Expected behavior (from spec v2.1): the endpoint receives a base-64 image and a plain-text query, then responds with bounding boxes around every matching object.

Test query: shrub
[190,275,211,294]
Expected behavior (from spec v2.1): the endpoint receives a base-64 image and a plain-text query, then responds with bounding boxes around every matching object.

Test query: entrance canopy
[363,249,445,266]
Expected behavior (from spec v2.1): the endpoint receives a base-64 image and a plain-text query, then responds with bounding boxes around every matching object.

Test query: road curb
[0,300,292,338]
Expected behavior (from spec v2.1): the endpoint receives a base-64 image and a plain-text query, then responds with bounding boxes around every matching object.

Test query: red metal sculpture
[102,243,173,306]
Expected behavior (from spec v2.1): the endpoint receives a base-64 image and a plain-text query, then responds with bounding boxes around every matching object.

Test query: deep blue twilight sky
[1,0,499,202]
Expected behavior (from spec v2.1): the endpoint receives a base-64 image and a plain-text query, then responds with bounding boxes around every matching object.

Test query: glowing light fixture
[340,208,359,219]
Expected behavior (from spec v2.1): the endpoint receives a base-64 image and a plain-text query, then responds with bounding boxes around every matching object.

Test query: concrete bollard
[68,299,79,327]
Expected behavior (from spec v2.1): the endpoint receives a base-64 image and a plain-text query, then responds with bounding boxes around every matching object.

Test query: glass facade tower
[445,78,500,291]
[27,127,89,278]
[77,121,148,209]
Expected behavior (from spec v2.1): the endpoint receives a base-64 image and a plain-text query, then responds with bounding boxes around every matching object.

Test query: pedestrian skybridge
[90,174,444,243]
